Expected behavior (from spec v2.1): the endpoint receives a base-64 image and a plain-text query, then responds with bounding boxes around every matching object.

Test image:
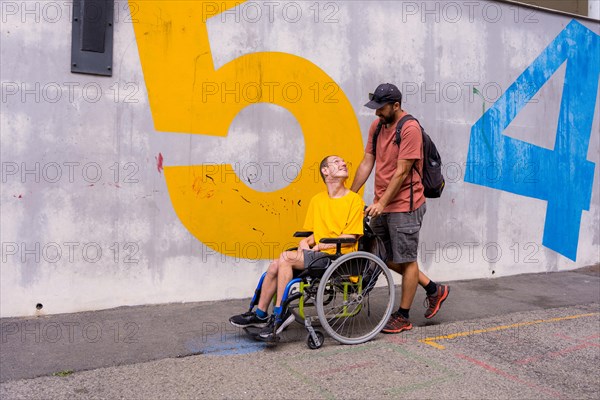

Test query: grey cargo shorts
[369,203,426,264]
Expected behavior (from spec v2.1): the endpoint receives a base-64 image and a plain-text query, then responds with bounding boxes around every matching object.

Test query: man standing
[351,83,449,333]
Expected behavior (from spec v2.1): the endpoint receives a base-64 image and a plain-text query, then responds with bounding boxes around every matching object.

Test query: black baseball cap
[364,83,402,109]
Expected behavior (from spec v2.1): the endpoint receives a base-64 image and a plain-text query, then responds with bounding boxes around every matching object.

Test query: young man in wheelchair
[229,155,365,342]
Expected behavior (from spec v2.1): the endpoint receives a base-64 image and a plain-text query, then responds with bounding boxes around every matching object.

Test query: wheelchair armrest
[320,237,357,256]
[294,231,313,238]
[320,237,357,244]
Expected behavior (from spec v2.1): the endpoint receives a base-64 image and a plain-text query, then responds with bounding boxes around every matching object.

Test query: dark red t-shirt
[365,111,425,212]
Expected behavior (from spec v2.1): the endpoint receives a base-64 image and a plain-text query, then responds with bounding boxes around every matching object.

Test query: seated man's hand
[298,239,311,251]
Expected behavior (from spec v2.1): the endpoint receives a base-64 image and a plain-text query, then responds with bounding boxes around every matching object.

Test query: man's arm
[365,159,414,216]
[350,153,375,192]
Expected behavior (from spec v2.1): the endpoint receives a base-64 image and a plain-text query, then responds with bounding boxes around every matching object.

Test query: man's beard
[380,114,395,125]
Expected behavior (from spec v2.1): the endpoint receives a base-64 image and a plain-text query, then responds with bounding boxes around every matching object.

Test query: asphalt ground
[1,265,599,399]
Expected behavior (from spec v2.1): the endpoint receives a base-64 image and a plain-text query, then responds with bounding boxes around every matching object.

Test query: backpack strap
[372,114,416,157]
[395,114,421,212]
[371,121,384,158]
[394,114,416,147]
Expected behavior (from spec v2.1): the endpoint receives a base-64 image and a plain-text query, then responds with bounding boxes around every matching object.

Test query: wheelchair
[245,218,395,349]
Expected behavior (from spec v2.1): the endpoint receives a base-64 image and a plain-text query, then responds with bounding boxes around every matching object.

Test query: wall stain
[192,177,215,199]
[156,152,164,174]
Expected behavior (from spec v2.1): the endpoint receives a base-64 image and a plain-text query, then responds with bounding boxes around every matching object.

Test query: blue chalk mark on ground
[465,20,599,261]
[185,335,266,356]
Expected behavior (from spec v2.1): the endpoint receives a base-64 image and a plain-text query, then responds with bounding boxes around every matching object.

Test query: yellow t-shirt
[303,190,365,254]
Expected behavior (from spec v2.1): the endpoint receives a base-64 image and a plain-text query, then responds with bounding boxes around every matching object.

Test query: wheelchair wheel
[316,251,395,345]
[307,330,324,349]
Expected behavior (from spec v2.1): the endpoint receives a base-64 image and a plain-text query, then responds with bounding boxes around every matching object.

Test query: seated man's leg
[258,250,306,341]
[229,259,280,328]
[275,250,306,308]
[257,259,279,313]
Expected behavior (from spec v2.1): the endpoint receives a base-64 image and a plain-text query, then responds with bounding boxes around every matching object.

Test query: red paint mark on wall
[156,153,164,173]
[192,176,215,199]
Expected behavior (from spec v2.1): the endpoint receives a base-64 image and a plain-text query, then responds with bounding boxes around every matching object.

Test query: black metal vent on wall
[71,0,114,76]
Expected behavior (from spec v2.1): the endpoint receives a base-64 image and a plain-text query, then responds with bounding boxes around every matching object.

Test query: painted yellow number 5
[131,1,363,258]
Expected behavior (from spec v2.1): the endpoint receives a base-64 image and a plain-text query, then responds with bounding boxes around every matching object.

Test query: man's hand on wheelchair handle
[365,202,385,217]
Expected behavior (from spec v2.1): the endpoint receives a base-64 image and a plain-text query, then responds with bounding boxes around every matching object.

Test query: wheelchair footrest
[244,327,280,343]
[243,326,262,339]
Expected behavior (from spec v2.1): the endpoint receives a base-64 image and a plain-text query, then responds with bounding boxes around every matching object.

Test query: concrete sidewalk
[1,265,599,398]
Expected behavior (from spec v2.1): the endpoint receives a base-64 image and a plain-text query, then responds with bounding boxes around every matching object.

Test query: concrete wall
[1,0,598,317]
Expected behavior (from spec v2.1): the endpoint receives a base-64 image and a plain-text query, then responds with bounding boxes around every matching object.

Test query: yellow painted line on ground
[420,312,599,350]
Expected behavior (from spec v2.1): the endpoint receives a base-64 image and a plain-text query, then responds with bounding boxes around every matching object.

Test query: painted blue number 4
[465,20,599,261]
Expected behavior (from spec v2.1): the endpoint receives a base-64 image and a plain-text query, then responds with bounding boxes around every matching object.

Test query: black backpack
[372,115,445,207]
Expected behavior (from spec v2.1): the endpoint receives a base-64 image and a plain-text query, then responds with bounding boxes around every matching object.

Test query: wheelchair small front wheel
[316,251,395,345]
[307,330,324,349]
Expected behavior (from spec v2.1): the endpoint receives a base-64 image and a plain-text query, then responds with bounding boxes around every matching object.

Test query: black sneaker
[229,311,269,328]
[258,310,295,342]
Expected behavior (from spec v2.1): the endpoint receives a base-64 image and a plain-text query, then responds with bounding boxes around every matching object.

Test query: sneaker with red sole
[424,284,450,319]
[381,311,413,334]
